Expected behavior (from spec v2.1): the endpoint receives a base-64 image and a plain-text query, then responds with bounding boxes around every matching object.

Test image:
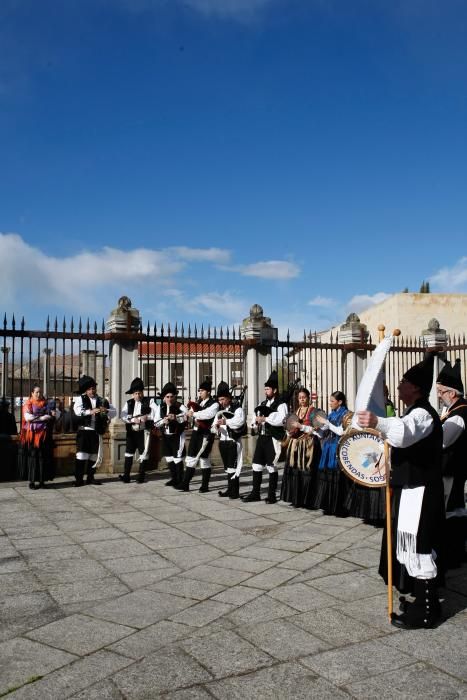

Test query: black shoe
[119,474,131,484]
[218,488,229,497]
[136,475,146,484]
[29,482,38,490]
[390,612,439,630]
[87,478,102,485]
[165,479,175,486]
[241,471,262,501]
[199,468,211,493]
[265,471,278,504]
[73,481,84,487]
[241,491,261,502]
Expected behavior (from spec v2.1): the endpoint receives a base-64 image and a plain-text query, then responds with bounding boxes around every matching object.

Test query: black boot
[265,471,278,504]
[119,456,133,484]
[229,474,240,500]
[136,461,147,484]
[218,473,231,497]
[173,461,184,489]
[86,465,102,485]
[241,471,262,502]
[74,459,86,487]
[391,578,441,629]
[178,466,195,492]
[199,468,211,493]
[165,462,177,486]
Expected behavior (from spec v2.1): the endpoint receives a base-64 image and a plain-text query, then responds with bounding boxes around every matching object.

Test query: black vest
[126,397,154,432]
[259,397,285,441]
[160,401,185,436]
[441,398,467,478]
[223,402,247,440]
[391,399,443,488]
[77,395,110,435]
[195,397,217,432]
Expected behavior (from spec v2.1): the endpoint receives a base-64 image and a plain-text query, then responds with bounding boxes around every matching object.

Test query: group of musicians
[72,355,467,631]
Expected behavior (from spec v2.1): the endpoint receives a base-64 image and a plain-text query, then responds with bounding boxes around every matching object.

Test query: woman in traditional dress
[310,390,350,516]
[280,388,321,508]
[18,385,58,489]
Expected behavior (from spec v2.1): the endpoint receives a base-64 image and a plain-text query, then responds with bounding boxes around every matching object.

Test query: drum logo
[338,429,386,487]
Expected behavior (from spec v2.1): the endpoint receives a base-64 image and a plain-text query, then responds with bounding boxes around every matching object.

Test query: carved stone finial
[249,304,264,320]
[428,318,440,331]
[346,313,360,324]
[118,296,132,312]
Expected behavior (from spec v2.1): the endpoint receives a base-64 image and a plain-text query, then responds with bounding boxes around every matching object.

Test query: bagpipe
[187,400,211,431]
[251,378,301,436]
[212,385,248,438]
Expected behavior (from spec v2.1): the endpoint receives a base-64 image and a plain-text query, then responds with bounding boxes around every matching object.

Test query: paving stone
[200,533,260,553]
[26,613,135,655]
[226,593,298,626]
[0,554,28,573]
[237,545,295,563]
[0,591,63,642]
[181,629,273,677]
[6,525,62,539]
[13,534,76,551]
[158,543,225,569]
[70,678,125,699]
[48,576,130,606]
[225,516,283,532]
[276,551,329,571]
[131,528,202,550]
[107,620,192,659]
[210,555,275,574]
[144,507,205,524]
[207,661,352,699]
[102,552,174,575]
[0,637,77,696]
[31,557,110,585]
[6,649,133,699]
[291,556,362,583]
[170,599,233,627]
[336,547,382,568]
[149,576,225,600]
[22,545,87,564]
[82,538,155,560]
[382,620,467,681]
[181,564,252,586]
[308,570,387,601]
[114,518,170,533]
[263,538,314,553]
[69,527,126,543]
[335,593,398,633]
[212,585,264,606]
[239,618,330,660]
[164,688,212,699]
[291,607,380,647]
[300,639,415,685]
[86,589,194,628]
[119,566,181,589]
[267,582,336,611]
[0,571,44,597]
[112,646,213,696]
[59,517,110,532]
[344,661,467,699]
[177,519,243,539]
[244,566,299,590]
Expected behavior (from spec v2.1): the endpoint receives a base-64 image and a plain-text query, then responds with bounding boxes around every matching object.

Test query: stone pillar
[421,318,447,409]
[96,353,107,398]
[1,346,10,399]
[241,305,278,462]
[42,348,53,398]
[105,297,141,473]
[80,349,98,379]
[339,314,369,411]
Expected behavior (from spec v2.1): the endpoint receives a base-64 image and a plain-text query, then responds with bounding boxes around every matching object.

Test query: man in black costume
[357,354,445,629]
[214,381,245,500]
[242,370,288,504]
[436,359,467,568]
[153,382,187,489]
[120,377,154,484]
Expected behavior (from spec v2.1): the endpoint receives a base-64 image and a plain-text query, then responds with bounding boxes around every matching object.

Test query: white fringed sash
[397,486,437,579]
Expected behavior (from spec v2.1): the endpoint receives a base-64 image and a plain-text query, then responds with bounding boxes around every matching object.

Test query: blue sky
[1,0,467,337]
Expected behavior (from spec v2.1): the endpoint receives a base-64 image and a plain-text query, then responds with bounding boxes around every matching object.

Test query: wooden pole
[385,440,393,621]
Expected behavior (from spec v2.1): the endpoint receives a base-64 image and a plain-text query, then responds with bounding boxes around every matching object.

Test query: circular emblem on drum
[338,428,386,487]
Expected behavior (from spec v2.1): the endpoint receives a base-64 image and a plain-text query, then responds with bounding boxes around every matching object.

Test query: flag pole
[385,440,393,621]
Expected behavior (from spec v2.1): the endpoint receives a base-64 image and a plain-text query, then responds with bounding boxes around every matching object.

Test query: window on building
[143,363,156,388]
[171,363,184,388]
[230,361,243,387]
[198,362,212,384]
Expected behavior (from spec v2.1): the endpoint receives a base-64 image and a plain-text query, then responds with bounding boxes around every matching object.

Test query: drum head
[338,428,386,487]
[285,413,302,438]
[310,409,328,429]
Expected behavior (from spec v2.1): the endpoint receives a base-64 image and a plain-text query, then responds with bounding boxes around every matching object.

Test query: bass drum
[337,428,387,488]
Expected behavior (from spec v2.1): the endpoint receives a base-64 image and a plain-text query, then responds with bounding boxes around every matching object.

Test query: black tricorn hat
[264,370,279,390]
[79,375,97,393]
[403,354,435,396]
[216,381,231,399]
[199,380,212,392]
[437,359,464,394]
[160,382,178,398]
[126,377,145,395]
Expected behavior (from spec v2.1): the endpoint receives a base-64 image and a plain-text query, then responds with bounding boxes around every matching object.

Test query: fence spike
[167,322,171,337]
[286,329,290,343]
[207,324,211,339]
[86,318,90,333]
[12,315,16,331]
[161,323,165,336]
[174,322,178,337]
[214,326,217,340]
[181,322,185,337]
[94,321,97,333]
[201,324,205,339]
[54,317,58,332]
[21,316,25,331]
[78,317,82,333]
[194,324,197,339]
[220,326,223,340]
[62,317,66,332]
[226,326,230,340]
[101,319,105,333]
[70,317,74,333]
[146,322,150,335]
[3,313,7,330]
[188,323,191,336]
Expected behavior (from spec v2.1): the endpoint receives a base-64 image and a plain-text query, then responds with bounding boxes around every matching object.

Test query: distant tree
[402,287,409,293]
[419,281,431,293]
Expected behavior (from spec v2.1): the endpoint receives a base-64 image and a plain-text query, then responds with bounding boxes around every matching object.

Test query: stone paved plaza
[1,470,467,699]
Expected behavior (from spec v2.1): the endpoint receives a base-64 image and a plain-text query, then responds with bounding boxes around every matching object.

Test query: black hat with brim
[216,381,231,398]
[264,370,279,390]
[403,354,435,396]
[126,377,145,395]
[161,382,178,398]
[437,358,464,394]
[79,375,97,393]
[199,380,212,392]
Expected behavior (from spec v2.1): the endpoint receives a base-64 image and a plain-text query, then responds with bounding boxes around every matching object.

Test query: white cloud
[345,292,391,314]
[430,257,467,291]
[170,246,231,264]
[238,260,300,279]
[308,295,336,308]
